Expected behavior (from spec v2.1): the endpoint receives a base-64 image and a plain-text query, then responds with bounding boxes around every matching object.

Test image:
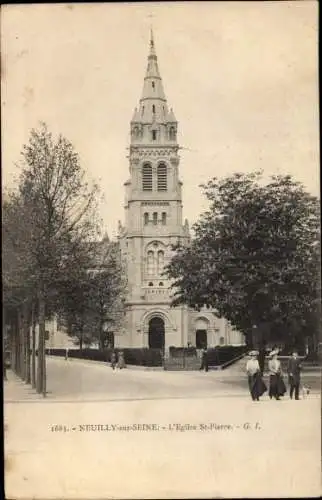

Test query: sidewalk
[3,370,43,402]
[47,355,164,371]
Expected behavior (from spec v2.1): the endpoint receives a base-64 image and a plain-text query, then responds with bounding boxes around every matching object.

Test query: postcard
[2,2,321,499]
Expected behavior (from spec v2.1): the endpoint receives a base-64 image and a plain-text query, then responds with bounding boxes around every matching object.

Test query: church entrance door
[196,329,207,349]
[148,317,165,349]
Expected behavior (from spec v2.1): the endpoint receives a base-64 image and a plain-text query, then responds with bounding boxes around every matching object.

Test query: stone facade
[115,32,244,349]
[35,33,244,350]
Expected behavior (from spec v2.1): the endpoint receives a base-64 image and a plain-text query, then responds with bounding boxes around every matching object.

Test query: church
[116,32,244,350]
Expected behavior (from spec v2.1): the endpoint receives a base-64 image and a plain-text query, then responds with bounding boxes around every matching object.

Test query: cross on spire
[150,27,154,49]
[131,25,177,128]
[148,14,155,51]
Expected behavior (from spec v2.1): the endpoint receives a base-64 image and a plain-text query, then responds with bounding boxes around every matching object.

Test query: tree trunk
[36,325,42,393]
[17,307,23,378]
[245,330,253,349]
[3,307,7,380]
[16,310,20,374]
[31,301,37,389]
[37,285,46,396]
[25,302,31,384]
[22,301,29,383]
[21,306,26,381]
[11,313,17,374]
[79,328,83,352]
[38,285,47,397]
[15,310,19,376]
[99,334,104,351]
[99,318,104,350]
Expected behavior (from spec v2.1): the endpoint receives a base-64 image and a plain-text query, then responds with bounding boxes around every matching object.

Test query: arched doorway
[195,318,209,348]
[196,330,207,349]
[148,317,165,349]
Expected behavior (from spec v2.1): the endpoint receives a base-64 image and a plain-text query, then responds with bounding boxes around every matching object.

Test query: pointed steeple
[130,30,178,144]
[149,27,156,57]
[139,30,168,123]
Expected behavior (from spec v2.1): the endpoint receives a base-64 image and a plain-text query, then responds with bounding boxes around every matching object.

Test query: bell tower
[118,30,190,349]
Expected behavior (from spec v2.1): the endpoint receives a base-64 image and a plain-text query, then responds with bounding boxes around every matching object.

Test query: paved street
[4,357,321,499]
[4,356,321,402]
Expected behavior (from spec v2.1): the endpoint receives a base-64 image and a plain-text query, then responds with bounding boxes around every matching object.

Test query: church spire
[150,27,155,56]
[130,30,177,143]
[140,29,165,104]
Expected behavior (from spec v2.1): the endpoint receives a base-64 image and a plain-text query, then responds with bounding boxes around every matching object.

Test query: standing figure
[268,351,286,400]
[110,351,117,370]
[199,347,208,372]
[287,350,302,400]
[246,351,267,401]
[117,350,126,369]
[258,346,266,376]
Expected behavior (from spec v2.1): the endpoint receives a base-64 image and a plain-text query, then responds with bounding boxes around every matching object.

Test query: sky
[1,2,319,238]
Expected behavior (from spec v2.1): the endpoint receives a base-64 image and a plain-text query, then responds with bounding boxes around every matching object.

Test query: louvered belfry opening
[142,163,152,191]
[157,163,167,191]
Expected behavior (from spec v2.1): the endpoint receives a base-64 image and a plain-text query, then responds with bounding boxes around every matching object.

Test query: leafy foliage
[166,172,320,347]
[58,237,126,349]
[2,123,104,390]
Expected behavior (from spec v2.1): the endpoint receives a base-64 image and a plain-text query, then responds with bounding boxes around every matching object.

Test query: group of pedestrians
[246,348,302,401]
[110,350,126,370]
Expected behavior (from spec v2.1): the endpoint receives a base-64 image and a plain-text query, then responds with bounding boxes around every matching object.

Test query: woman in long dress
[268,351,286,400]
[117,350,126,369]
[110,351,117,370]
[246,351,267,401]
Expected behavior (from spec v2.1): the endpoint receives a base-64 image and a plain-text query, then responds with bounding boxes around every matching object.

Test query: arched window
[145,242,166,281]
[152,104,155,113]
[159,282,164,286]
[219,336,225,346]
[157,250,164,275]
[141,106,145,117]
[161,212,167,225]
[153,212,158,225]
[152,81,155,89]
[148,282,153,287]
[144,212,149,225]
[169,126,176,140]
[152,130,157,141]
[147,251,154,276]
[142,164,152,191]
[157,163,167,191]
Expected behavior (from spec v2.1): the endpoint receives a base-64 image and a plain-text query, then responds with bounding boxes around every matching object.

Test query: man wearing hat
[287,350,302,400]
[246,351,267,401]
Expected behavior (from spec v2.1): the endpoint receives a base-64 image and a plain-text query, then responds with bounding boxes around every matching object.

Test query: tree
[166,172,320,352]
[86,239,126,349]
[3,123,101,394]
[58,236,126,350]
[2,195,34,382]
[55,249,95,351]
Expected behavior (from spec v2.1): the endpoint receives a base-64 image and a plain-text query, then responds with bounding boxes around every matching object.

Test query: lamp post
[102,320,109,349]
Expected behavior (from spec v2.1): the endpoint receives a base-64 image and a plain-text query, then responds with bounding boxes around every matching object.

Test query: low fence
[165,345,248,371]
[206,345,248,366]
